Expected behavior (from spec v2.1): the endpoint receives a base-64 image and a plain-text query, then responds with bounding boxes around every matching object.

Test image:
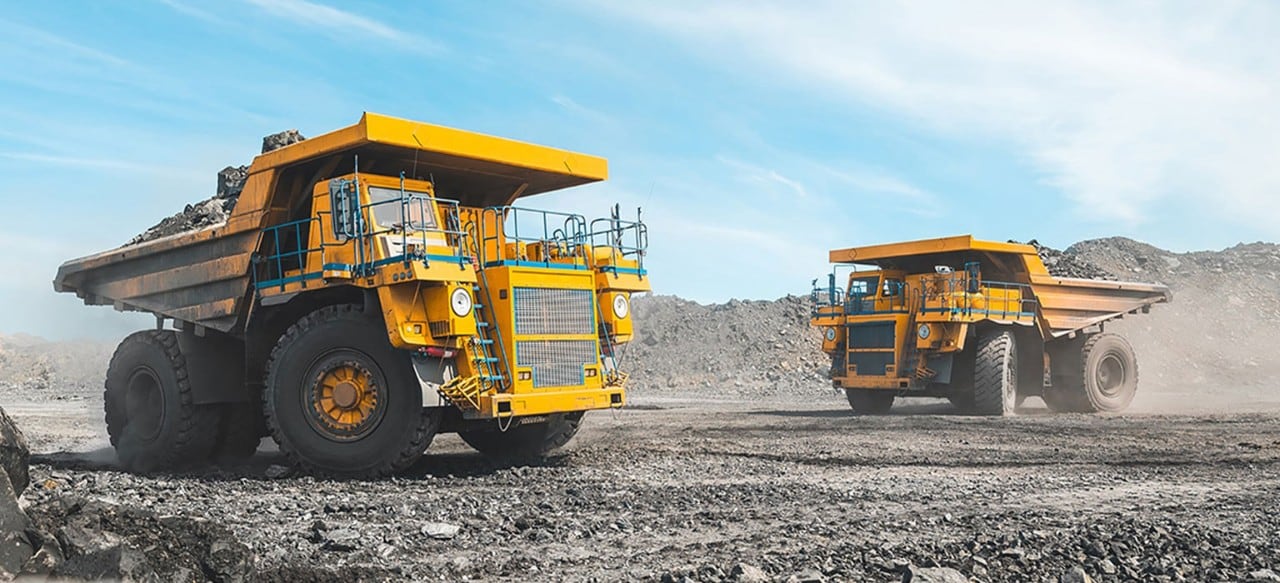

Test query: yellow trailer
[54,113,649,476]
[810,235,1169,415]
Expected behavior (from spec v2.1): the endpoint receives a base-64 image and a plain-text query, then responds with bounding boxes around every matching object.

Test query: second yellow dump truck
[54,113,649,476]
[810,236,1170,415]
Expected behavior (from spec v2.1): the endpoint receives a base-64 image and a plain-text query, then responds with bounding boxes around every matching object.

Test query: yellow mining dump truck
[54,113,650,476]
[809,236,1170,416]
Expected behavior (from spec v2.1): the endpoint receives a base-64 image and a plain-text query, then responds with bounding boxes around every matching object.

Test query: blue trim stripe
[483,260,589,271]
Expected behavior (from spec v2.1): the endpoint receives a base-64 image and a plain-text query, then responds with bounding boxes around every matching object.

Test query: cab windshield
[368,186,437,231]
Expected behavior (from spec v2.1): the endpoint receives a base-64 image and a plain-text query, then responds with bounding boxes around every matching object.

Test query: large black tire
[104,330,220,473]
[264,305,440,477]
[1074,333,1138,412]
[212,402,264,463]
[973,329,1017,416]
[845,389,895,414]
[459,412,584,459]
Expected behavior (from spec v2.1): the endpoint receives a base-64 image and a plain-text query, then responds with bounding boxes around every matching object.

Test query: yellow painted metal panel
[829,235,1038,264]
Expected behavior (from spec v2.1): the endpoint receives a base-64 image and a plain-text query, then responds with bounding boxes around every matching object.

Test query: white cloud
[588,1,1280,233]
[245,0,444,55]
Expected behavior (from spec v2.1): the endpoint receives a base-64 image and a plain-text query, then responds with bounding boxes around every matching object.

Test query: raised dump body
[54,113,650,476]
[810,235,1169,415]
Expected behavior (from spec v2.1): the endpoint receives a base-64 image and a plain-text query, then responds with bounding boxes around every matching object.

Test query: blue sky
[1,1,1277,339]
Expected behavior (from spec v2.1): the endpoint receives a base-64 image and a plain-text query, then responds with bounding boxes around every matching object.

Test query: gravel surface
[10,398,1280,581]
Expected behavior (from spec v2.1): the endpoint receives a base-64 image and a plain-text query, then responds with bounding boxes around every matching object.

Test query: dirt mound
[1066,237,1280,410]
[0,335,112,401]
[128,129,306,245]
[625,295,829,396]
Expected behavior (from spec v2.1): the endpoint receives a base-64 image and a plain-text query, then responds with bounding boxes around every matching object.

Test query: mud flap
[925,353,954,384]
[412,358,454,408]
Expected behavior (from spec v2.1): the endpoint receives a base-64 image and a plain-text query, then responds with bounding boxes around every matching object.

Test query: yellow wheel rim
[310,360,382,438]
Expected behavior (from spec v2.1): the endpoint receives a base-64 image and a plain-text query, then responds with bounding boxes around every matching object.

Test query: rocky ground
[3,236,1280,580]
[6,399,1280,582]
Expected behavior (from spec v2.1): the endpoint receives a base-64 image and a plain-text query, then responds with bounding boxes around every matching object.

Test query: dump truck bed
[1029,274,1171,337]
[53,112,609,334]
[828,235,1172,338]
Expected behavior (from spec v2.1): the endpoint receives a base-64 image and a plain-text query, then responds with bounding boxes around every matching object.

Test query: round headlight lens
[450,287,473,317]
[917,324,931,339]
[825,327,837,341]
[612,294,630,318]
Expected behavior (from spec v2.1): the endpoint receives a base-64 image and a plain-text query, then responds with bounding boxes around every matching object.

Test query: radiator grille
[516,340,597,388]
[513,288,595,335]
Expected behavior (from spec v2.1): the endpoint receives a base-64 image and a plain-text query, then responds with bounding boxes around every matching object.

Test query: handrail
[588,209,648,275]
[479,206,590,268]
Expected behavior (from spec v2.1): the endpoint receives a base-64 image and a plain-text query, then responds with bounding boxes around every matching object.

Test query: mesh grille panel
[516,340,597,388]
[513,288,594,335]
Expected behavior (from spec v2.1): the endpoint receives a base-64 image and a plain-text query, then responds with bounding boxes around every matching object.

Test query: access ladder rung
[473,357,499,363]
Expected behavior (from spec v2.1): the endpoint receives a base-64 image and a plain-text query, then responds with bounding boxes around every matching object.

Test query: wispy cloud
[154,0,229,25]
[588,1,1280,233]
[717,156,809,199]
[244,0,444,55]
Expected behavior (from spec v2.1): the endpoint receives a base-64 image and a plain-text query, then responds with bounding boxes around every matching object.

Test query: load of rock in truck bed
[126,130,306,246]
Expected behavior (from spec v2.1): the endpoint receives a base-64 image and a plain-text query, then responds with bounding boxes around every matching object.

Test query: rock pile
[127,129,306,245]
[0,407,255,580]
[626,294,830,397]
[1019,239,1114,280]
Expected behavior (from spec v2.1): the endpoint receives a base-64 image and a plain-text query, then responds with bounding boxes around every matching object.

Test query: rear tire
[459,412,584,459]
[972,330,1017,416]
[264,305,439,478]
[212,402,263,463]
[1076,333,1138,412]
[845,389,895,414]
[104,330,219,473]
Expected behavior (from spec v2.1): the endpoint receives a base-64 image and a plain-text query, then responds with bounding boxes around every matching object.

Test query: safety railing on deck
[810,274,845,318]
[478,206,590,269]
[588,210,648,276]
[917,264,1037,320]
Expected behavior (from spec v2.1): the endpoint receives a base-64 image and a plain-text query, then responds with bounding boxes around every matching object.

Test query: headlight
[612,294,629,318]
[825,327,837,341]
[917,324,931,339]
[450,287,472,317]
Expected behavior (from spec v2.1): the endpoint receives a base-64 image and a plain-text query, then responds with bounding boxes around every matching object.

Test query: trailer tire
[264,304,440,478]
[212,402,263,463]
[845,389,895,414]
[1075,333,1138,413]
[458,412,584,459]
[104,330,220,473]
[972,329,1017,416]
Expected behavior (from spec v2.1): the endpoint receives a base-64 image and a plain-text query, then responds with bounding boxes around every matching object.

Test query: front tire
[264,305,439,477]
[459,412,584,459]
[972,329,1017,416]
[845,389,895,414]
[104,331,219,473]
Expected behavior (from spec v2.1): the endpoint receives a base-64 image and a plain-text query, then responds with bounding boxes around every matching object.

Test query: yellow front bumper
[833,375,910,390]
[478,386,626,418]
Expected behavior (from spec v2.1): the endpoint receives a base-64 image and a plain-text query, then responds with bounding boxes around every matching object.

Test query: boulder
[0,407,29,496]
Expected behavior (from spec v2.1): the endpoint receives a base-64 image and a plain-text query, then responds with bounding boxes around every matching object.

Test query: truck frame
[810,235,1170,415]
[54,113,650,476]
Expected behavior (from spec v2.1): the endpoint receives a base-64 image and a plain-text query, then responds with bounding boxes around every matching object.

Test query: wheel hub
[1096,354,1126,397]
[310,361,383,440]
